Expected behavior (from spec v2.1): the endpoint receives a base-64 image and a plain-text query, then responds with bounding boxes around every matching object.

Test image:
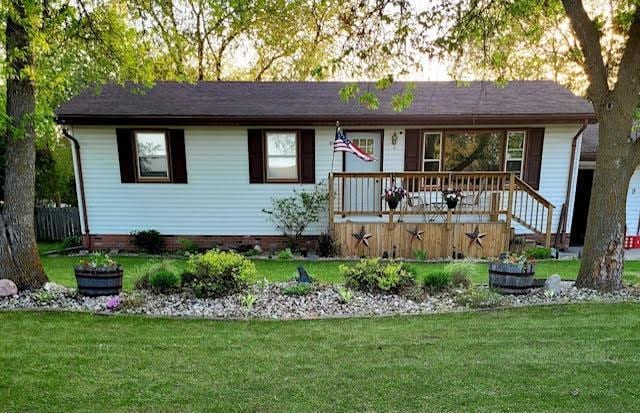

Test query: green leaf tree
[416,0,640,291]
[0,0,151,290]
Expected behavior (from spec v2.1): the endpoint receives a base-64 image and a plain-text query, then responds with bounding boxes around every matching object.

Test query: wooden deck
[328,172,554,259]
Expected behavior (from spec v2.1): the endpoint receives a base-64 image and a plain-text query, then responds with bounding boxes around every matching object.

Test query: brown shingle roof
[56,80,595,125]
[581,124,598,161]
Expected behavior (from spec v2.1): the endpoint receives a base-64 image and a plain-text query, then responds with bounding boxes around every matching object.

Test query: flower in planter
[442,188,463,209]
[79,252,117,268]
[105,296,122,311]
[382,185,407,209]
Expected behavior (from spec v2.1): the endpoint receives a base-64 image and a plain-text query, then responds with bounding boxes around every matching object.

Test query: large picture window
[265,131,298,181]
[444,131,503,171]
[135,130,170,181]
[419,129,527,174]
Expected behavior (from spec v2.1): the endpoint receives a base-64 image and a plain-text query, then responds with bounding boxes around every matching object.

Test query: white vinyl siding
[72,123,583,237]
[73,126,335,236]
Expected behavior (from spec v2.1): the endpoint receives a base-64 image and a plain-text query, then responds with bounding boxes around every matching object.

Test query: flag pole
[330,120,339,173]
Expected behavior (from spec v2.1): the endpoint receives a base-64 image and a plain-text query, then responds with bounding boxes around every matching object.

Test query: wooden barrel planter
[74,265,123,296]
[488,261,535,294]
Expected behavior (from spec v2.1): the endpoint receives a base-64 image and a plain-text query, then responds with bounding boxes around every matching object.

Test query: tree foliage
[128,0,419,83]
[414,0,640,291]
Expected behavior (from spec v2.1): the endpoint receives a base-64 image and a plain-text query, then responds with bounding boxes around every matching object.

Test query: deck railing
[328,172,554,247]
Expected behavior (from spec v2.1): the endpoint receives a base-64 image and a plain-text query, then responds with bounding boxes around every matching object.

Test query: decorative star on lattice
[466,226,487,248]
[407,226,424,242]
[352,226,373,248]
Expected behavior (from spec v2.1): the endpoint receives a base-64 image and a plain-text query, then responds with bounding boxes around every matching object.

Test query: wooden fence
[35,207,81,241]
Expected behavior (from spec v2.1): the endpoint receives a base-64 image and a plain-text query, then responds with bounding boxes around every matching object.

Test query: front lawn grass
[40,251,640,290]
[1,303,639,412]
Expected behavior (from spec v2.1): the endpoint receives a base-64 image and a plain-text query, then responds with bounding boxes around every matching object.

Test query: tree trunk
[577,119,634,291]
[0,1,48,290]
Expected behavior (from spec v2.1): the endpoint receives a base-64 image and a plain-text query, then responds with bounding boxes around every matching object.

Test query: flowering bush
[105,296,122,311]
[442,188,463,208]
[383,186,407,203]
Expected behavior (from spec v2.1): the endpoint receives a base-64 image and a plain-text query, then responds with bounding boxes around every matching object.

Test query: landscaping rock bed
[1,281,639,319]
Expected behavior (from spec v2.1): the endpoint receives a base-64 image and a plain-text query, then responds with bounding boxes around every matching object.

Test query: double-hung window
[423,132,441,171]
[135,130,170,182]
[505,131,526,176]
[265,131,298,181]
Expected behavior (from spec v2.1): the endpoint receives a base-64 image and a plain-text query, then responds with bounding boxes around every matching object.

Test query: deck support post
[545,205,554,248]
[328,173,334,236]
[504,174,515,252]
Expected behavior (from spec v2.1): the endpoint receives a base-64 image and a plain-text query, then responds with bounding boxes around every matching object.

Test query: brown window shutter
[523,127,545,189]
[404,129,422,171]
[248,129,264,183]
[116,128,136,183]
[168,129,188,183]
[299,129,315,183]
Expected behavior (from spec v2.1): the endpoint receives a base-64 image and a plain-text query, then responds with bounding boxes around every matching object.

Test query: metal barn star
[465,226,487,248]
[352,226,373,248]
[407,226,424,242]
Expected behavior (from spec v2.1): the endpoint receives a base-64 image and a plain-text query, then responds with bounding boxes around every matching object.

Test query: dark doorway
[570,169,594,246]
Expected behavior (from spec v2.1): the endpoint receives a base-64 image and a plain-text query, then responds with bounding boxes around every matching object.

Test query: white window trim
[506,130,527,176]
[265,130,299,182]
[134,130,170,182]
[422,131,442,171]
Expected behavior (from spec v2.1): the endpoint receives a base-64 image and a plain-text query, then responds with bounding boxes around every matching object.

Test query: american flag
[333,127,375,162]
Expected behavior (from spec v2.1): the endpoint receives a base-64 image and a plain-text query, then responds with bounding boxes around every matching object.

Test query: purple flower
[105,296,122,311]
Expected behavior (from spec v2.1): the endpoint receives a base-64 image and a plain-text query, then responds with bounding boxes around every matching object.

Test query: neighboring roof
[581,124,598,161]
[56,80,596,126]
[580,124,640,161]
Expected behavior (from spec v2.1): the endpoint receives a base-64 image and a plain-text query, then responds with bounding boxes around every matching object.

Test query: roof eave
[55,113,597,126]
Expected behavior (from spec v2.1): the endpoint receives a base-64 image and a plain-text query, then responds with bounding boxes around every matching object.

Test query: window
[422,132,441,171]
[506,131,526,176]
[135,131,169,181]
[266,131,298,181]
[351,138,375,155]
[443,131,503,171]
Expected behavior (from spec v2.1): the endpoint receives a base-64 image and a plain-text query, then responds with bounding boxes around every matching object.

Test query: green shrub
[242,245,262,257]
[149,270,180,293]
[61,235,83,251]
[34,291,55,304]
[336,286,354,303]
[317,232,338,257]
[182,249,257,298]
[525,246,553,259]
[282,283,313,296]
[133,260,178,291]
[120,294,145,310]
[444,261,474,288]
[276,248,294,260]
[423,270,451,292]
[455,287,504,308]
[240,293,257,308]
[340,258,415,294]
[130,229,165,254]
[178,238,198,255]
[413,249,427,261]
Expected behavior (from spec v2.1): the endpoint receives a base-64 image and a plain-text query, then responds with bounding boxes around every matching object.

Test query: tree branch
[561,0,610,105]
